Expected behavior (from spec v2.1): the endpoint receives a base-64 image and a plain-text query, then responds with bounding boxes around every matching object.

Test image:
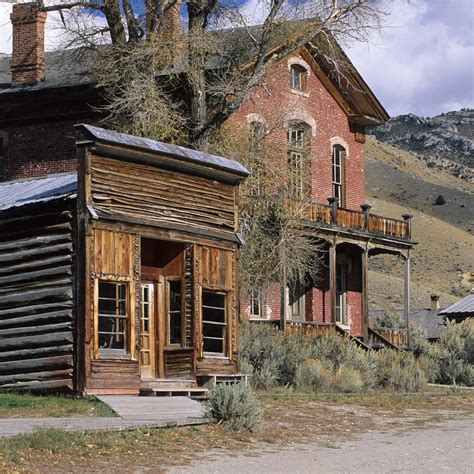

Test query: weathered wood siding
[90,156,236,237]
[0,207,75,392]
[195,245,238,375]
[86,227,140,394]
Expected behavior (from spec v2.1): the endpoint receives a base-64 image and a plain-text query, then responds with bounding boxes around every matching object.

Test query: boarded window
[98,281,129,357]
[202,291,227,356]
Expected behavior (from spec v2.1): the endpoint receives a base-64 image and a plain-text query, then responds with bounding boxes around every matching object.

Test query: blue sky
[0,0,472,117]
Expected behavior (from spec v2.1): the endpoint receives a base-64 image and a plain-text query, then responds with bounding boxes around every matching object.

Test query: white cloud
[346,0,474,117]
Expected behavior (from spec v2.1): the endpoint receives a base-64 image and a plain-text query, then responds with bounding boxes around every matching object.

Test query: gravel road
[170,417,474,474]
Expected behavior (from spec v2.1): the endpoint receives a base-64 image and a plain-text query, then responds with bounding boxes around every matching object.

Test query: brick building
[0,2,415,343]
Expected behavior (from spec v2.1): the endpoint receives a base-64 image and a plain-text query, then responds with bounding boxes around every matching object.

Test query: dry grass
[0,393,115,419]
[1,388,472,473]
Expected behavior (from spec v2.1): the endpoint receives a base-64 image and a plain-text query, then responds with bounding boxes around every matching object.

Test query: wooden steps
[198,373,251,390]
[140,387,209,399]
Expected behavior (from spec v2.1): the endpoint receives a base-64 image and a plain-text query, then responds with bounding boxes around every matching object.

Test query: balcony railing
[294,199,412,241]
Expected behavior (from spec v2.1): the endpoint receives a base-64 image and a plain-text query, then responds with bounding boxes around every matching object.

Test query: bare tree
[38,0,387,144]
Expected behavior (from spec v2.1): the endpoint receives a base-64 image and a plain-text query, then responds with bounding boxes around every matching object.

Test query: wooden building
[0,124,248,394]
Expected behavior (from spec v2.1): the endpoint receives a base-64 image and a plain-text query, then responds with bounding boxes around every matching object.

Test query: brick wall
[3,120,83,180]
[233,52,366,335]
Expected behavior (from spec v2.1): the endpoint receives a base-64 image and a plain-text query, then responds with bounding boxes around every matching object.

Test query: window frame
[248,121,266,196]
[249,290,265,319]
[201,289,228,358]
[166,277,185,347]
[290,64,308,92]
[332,144,346,207]
[335,262,348,325]
[287,283,306,322]
[287,122,310,199]
[95,278,134,360]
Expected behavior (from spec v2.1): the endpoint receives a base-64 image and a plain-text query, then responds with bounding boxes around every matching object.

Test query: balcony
[292,198,412,242]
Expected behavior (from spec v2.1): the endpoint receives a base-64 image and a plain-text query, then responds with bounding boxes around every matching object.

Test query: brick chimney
[430,294,440,312]
[155,1,182,63]
[10,2,47,86]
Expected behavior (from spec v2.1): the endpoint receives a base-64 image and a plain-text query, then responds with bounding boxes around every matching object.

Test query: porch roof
[0,172,77,211]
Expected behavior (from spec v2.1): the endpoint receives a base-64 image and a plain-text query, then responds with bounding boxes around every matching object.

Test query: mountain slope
[371,110,473,181]
[365,132,474,311]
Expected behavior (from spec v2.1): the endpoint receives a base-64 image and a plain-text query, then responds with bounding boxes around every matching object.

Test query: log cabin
[0,124,248,394]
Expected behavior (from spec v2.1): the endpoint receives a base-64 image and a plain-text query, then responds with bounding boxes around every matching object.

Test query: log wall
[0,206,75,392]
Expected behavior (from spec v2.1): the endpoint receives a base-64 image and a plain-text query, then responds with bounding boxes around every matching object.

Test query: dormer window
[290,64,307,92]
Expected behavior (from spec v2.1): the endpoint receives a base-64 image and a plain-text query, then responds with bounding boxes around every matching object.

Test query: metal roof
[439,294,474,316]
[76,124,249,177]
[0,172,77,211]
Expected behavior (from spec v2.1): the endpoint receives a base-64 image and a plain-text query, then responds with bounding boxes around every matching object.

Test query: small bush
[295,359,333,390]
[332,365,364,393]
[434,195,446,205]
[206,383,262,432]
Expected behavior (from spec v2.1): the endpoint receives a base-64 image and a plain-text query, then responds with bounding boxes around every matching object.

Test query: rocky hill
[365,132,474,313]
[371,109,473,181]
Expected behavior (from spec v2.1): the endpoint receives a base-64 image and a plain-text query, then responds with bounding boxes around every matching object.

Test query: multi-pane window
[140,283,153,368]
[98,281,129,355]
[249,291,263,319]
[332,145,346,206]
[168,280,183,345]
[249,121,265,196]
[202,291,227,356]
[288,123,309,199]
[335,262,347,324]
[290,64,307,92]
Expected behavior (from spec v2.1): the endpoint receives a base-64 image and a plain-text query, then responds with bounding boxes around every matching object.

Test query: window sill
[202,354,229,360]
[290,89,310,98]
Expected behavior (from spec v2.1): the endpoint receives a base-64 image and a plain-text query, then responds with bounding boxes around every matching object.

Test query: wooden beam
[0,332,73,351]
[361,249,369,341]
[0,344,73,362]
[329,243,337,324]
[404,253,411,348]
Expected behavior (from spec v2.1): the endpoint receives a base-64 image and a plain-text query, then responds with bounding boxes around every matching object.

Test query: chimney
[10,2,47,86]
[161,1,182,63]
[430,294,440,312]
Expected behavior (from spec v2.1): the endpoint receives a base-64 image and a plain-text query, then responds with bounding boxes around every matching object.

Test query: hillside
[371,109,473,181]
[365,134,474,312]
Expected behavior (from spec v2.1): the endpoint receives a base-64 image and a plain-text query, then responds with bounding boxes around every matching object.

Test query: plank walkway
[0,396,209,438]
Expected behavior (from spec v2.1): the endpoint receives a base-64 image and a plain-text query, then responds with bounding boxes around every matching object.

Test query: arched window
[290,64,308,92]
[287,121,310,199]
[248,121,266,195]
[332,144,346,207]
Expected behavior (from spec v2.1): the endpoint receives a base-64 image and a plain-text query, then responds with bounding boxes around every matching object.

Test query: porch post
[329,242,337,324]
[403,252,411,348]
[361,247,369,341]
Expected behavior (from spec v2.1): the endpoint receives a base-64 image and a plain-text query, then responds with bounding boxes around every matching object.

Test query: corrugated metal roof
[0,172,77,211]
[439,294,474,315]
[77,124,249,177]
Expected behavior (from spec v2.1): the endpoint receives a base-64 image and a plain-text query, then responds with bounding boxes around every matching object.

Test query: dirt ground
[171,416,474,473]
[7,391,471,473]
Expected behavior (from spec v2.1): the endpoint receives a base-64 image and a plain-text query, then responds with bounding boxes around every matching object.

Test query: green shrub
[332,365,364,393]
[373,349,427,392]
[434,195,446,205]
[295,359,333,390]
[430,319,474,386]
[206,383,262,432]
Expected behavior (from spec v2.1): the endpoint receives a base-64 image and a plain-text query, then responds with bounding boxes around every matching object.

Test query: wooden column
[404,252,411,348]
[279,264,287,331]
[361,247,369,341]
[329,242,337,324]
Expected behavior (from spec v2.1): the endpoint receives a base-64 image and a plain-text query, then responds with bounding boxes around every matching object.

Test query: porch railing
[294,200,412,241]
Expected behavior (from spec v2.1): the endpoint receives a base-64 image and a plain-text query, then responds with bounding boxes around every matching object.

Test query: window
[249,121,266,196]
[168,279,183,345]
[140,283,154,368]
[249,290,264,319]
[332,145,346,207]
[98,281,129,356]
[290,64,307,92]
[288,282,305,321]
[335,262,347,325]
[202,291,227,356]
[287,122,309,199]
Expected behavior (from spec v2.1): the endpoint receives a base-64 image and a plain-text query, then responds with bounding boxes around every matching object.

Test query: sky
[0,0,472,117]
